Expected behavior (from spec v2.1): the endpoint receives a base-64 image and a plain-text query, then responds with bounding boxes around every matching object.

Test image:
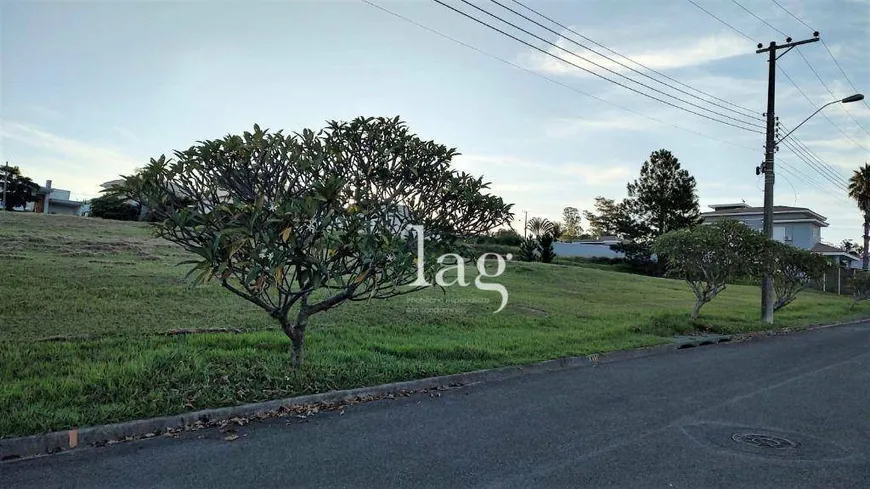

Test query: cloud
[799,135,870,154]
[113,125,138,141]
[558,164,631,185]
[490,182,554,193]
[28,106,63,121]
[544,113,658,138]
[518,31,749,78]
[455,153,631,185]
[1,122,139,167]
[0,121,142,194]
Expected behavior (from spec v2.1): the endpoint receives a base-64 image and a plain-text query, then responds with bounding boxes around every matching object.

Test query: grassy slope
[1,212,867,437]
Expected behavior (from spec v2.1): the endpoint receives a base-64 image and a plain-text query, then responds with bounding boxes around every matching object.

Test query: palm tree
[848,163,870,271]
[550,222,565,241]
[526,217,553,237]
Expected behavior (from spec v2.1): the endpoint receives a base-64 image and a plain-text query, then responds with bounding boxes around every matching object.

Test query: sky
[2,0,869,244]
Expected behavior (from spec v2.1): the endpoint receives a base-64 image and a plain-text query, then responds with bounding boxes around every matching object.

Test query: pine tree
[625,149,700,237]
[585,150,700,271]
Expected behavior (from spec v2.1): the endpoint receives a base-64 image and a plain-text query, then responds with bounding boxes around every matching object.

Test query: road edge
[2,317,866,461]
[1,341,674,461]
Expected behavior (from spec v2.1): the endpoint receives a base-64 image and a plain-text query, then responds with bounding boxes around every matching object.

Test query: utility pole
[756,33,820,324]
[523,210,528,238]
[1,161,8,211]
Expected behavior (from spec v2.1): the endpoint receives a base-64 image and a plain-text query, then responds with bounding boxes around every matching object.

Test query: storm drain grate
[731,433,798,450]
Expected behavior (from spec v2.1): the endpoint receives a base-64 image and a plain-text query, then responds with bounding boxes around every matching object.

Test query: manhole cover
[731,433,798,450]
[680,423,850,461]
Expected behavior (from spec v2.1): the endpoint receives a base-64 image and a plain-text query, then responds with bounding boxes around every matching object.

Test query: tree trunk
[280,319,307,368]
[863,216,869,271]
[290,329,305,368]
[691,300,704,321]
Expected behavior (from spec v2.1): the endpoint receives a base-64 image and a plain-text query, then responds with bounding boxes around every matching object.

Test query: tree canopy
[848,163,870,271]
[118,116,513,366]
[526,217,553,238]
[585,150,700,270]
[653,220,766,320]
[0,164,40,211]
[767,241,829,311]
[625,149,700,237]
[90,194,141,221]
[561,207,582,240]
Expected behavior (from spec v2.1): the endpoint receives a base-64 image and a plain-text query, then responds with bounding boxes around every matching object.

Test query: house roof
[811,242,861,260]
[572,235,623,244]
[47,198,83,208]
[702,205,817,215]
[811,242,843,253]
[100,179,125,189]
[700,205,827,224]
[708,203,749,211]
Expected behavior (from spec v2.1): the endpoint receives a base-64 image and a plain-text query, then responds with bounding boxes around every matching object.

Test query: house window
[773,226,786,242]
[773,225,794,243]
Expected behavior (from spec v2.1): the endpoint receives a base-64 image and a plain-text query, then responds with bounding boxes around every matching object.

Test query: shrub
[850,271,870,305]
[518,237,539,262]
[653,220,766,320]
[89,195,141,221]
[491,228,522,246]
[467,243,519,257]
[538,233,556,263]
[767,241,830,311]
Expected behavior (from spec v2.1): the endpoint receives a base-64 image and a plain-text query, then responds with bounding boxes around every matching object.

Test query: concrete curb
[2,318,866,462]
[0,341,677,461]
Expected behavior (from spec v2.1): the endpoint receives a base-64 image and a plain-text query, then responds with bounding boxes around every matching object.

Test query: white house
[25,180,85,216]
[700,203,861,269]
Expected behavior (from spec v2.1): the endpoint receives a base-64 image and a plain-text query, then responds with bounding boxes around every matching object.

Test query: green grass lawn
[1,212,867,438]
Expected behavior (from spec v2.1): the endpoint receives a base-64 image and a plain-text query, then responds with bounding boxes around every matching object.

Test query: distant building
[27,180,84,216]
[700,203,860,268]
[553,236,626,259]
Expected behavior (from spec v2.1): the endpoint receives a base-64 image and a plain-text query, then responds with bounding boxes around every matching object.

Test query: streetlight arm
[775,93,863,145]
[775,100,838,145]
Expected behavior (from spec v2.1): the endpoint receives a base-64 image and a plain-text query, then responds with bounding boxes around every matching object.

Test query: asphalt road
[3,322,870,488]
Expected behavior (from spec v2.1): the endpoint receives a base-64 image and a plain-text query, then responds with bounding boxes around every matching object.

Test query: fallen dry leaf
[224,434,239,441]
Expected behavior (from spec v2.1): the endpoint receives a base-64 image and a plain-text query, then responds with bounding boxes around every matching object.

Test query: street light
[760,92,864,324]
[777,93,864,144]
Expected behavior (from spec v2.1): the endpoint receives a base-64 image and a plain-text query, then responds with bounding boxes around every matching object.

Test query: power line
[776,166,798,206]
[685,0,866,184]
[361,0,762,152]
[779,137,848,191]
[777,65,870,153]
[780,157,850,205]
[768,0,814,32]
[364,0,854,209]
[778,159,825,193]
[782,142,843,190]
[820,38,870,113]
[787,130,851,184]
[779,120,849,184]
[436,0,763,132]
[782,141,847,192]
[779,157,852,205]
[729,0,788,37]
[796,48,870,138]
[503,0,762,120]
[684,0,757,43]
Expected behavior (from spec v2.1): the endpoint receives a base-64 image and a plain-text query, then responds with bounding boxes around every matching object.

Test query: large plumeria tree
[118,116,513,366]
